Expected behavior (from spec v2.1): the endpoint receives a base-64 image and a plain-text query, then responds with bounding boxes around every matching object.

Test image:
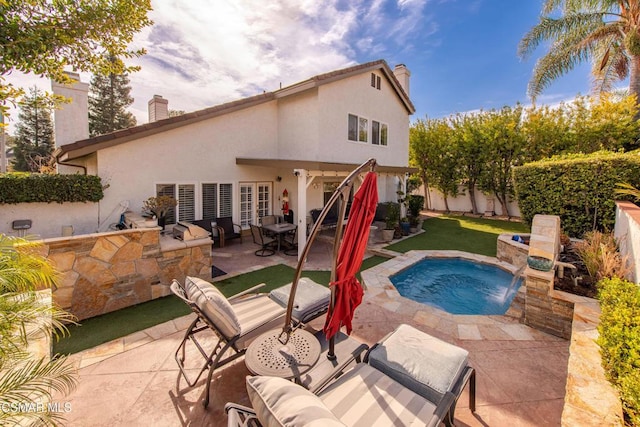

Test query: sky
[4,0,596,134]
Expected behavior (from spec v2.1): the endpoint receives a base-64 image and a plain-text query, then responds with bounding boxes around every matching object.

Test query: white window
[348,114,388,145]
[370,73,381,90]
[358,117,368,142]
[381,123,388,146]
[239,184,254,228]
[348,114,358,141]
[372,121,388,146]
[178,184,195,222]
[156,183,195,224]
[202,182,233,219]
[239,182,272,228]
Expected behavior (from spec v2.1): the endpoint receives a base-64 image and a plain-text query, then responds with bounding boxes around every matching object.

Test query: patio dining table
[262,222,297,252]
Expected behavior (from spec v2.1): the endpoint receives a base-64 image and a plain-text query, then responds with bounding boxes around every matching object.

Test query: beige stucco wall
[1,202,99,239]
[614,201,640,283]
[421,184,522,217]
[315,70,410,167]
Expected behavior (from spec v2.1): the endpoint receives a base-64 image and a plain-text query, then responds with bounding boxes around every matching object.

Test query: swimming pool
[390,257,522,315]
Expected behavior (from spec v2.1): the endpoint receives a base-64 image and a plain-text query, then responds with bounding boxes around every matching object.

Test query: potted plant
[143,195,177,230]
[400,217,410,236]
[407,195,424,231]
[382,202,400,242]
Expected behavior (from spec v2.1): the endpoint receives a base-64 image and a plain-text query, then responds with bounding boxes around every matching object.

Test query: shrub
[574,231,631,280]
[406,194,424,218]
[597,277,640,425]
[513,150,640,237]
[0,173,103,204]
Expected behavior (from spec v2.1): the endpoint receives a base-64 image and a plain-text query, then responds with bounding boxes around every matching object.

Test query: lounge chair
[250,224,276,256]
[215,216,243,247]
[225,324,476,427]
[170,277,286,408]
[171,276,331,408]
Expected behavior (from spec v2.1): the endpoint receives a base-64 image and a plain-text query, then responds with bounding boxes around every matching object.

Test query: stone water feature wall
[522,215,575,338]
[43,228,212,320]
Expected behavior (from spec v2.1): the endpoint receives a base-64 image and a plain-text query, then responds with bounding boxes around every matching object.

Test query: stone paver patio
[58,235,571,426]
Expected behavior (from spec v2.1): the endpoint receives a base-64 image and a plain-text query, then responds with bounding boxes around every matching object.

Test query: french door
[239,182,272,228]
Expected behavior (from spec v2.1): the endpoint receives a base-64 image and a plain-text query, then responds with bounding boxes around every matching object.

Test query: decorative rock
[112,261,136,278]
[75,257,116,285]
[111,241,143,263]
[48,251,76,271]
[90,237,120,262]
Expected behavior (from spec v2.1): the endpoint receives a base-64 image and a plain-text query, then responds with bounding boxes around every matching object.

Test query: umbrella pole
[328,192,350,360]
[280,158,377,348]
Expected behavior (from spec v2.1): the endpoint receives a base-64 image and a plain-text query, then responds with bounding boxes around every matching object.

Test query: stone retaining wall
[497,233,530,268]
[44,228,212,320]
[524,268,574,339]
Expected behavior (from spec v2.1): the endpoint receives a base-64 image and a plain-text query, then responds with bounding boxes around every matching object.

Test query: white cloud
[3,0,434,134]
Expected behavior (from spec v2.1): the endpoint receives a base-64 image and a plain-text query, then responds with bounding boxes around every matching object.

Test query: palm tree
[0,235,77,426]
[519,0,640,102]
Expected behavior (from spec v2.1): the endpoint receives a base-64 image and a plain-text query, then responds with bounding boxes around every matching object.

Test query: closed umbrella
[323,171,378,340]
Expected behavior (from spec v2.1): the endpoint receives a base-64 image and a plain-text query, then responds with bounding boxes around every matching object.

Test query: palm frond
[0,235,58,294]
[615,182,640,200]
[0,356,77,426]
[519,12,607,58]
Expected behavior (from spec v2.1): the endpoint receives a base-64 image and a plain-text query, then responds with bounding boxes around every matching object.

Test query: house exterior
[3,60,416,243]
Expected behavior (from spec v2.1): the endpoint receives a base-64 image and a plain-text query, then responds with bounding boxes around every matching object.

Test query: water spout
[503,264,526,302]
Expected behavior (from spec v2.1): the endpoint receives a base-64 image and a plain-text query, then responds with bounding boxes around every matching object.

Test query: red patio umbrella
[323,171,378,340]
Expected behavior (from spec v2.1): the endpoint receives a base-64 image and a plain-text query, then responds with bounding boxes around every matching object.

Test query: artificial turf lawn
[386,215,530,257]
[53,256,388,355]
[53,215,528,355]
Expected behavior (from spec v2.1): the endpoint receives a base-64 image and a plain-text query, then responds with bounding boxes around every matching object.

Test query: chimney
[52,71,89,148]
[148,95,168,123]
[393,64,411,96]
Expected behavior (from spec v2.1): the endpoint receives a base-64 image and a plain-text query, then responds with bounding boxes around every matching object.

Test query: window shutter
[219,183,233,217]
[178,184,195,222]
[202,183,218,220]
[156,184,176,224]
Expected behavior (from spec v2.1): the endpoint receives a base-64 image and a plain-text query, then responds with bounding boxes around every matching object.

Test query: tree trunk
[420,171,431,210]
[443,196,450,213]
[630,55,640,105]
[497,195,509,217]
[467,182,478,214]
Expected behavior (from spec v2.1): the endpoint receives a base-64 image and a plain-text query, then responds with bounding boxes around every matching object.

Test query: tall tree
[410,118,460,212]
[478,105,526,217]
[0,0,152,117]
[519,0,640,102]
[89,69,137,137]
[12,87,55,172]
[450,113,489,215]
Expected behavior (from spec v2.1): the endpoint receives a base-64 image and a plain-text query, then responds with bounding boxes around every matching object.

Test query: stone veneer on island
[43,227,212,320]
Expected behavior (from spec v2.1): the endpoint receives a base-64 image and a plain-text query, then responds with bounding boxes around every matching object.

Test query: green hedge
[0,173,104,204]
[597,277,640,425]
[513,150,640,237]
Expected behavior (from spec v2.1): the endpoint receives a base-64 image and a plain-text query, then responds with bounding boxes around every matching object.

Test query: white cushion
[246,376,345,427]
[183,276,240,339]
[367,324,469,404]
[269,278,330,322]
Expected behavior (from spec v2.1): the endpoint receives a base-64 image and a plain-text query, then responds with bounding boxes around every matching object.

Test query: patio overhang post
[279,158,377,359]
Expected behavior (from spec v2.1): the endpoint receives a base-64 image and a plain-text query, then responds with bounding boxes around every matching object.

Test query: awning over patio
[235,158,417,175]
[237,157,416,257]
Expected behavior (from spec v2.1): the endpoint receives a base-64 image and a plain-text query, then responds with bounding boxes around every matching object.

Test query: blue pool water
[390,258,522,315]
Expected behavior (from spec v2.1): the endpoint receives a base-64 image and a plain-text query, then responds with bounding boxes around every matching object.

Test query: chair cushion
[246,375,345,427]
[318,363,437,426]
[269,278,330,322]
[183,276,241,339]
[367,324,469,404]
